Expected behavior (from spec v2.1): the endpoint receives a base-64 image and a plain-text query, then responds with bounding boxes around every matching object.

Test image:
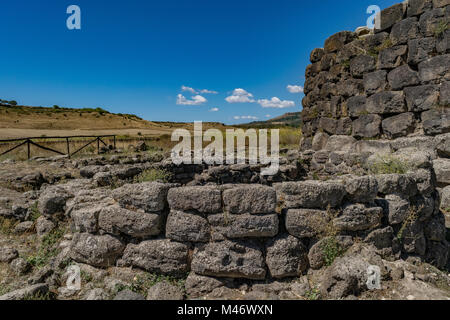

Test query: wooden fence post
[27,139,31,160]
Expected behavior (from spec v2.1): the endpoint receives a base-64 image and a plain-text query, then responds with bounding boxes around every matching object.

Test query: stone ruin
[0,0,449,300]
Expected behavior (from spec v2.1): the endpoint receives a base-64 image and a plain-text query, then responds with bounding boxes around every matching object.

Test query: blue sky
[0,0,399,124]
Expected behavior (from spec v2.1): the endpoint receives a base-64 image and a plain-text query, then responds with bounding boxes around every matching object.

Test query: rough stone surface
[167,186,222,213]
[285,209,329,238]
[120,239,189,276]
[223,185,276,214]
[166,210,210,242]
[265,234,308,278]
[191,241,266,279]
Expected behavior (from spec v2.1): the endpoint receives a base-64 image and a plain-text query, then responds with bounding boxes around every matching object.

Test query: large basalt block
[382,112,416,139]
[350,55,376,77]
[191,241,266,279]
[70,233,125,268]
[275,181,346,209]
[407,37,436,65]
[343,176,378,203]
[310,48,325,63]
[112,182,172,213]
[407,0,433,16]
[378,45,407,69]
[418,54,450,83]
[375,3,406,33]
[418,7,447,37]
[166,210,210,242]
[433,158,450,186]
[324,31,356,53]
[390,17,419,45]
[366,91,406,114]
[222,185,276,214]
[285,209,330,238]
[98,205,161,238]
[265,234,308,279]
[353,114,382,138]
[364,70,387,95]
[167,186,222,213]
[208,213,279,240]
[422,109,450,135]
[347,96,367,117]
[441,81,450,105]
[387,65,420,90]
[324,135,356,152]
[333,204,383,232]
[375,174,418,196]
[404,84,440,112]
[120,239,189,276]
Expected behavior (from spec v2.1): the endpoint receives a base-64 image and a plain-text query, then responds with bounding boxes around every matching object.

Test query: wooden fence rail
[0,135,116,159]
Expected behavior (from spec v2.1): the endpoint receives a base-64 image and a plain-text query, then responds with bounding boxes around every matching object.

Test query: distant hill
[0,103,231,139]
[238,112,302,129]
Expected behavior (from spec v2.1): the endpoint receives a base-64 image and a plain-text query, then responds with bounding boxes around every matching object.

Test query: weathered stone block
[390,17,419,45]
[324,31,356,53]
[310,48,324,63]
[324,135,357,152]
[366,91,406,114]
[407,0,433,16]
[364,70,387,95]
[191,241,266,279]
[419,7,447,37]
[350,55,376,77]
[285,209,330,238]
[353,114,382,138]
[112,182,171,213]
[422,109,450,135]
[441,81,450,105]
[433,158,450,186]
[333,204,383,232]
[98,205,161,238]
[343,175,378,203]
[120,239,189,276]
[376,174,418,196]
[336,117,353,135]
[347,96,367,117]
[275,181,346,209]
[378,45,407,69]
[70,233,125,268]
[265,234,308,278]
[407,37,436,65]
[319,117,338,135]
[387,65,420,90]
[418,54,450,83]
[166,210,210,242]
[312,132,329,151]
[167,186,222,213]
[222,185,276,214]
[375,3,407,32]
[404,84,440,111]
[382,112,416,139]
[208,213,278,240]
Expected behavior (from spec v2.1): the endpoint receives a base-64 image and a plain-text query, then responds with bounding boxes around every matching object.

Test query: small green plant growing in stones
[434,20,448,38]
[29,202,41,222]
[115,273,186,297]
[26,227,65,269]
[397,206,420,241]
[368,155,410,174]
[133,169,172,183]
[305,287,321,300]
[341,59,350,71]
[321,237,344,267]
[21,291,56,300]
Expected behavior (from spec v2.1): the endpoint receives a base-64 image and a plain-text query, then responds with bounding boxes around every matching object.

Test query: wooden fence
[0,135,116,159]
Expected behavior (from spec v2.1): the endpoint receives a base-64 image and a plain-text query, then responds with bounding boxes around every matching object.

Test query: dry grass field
[0,105,301,160]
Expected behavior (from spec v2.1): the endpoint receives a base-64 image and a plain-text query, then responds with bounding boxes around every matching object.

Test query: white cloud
[233,115,258,120]
[258,97,295,109]
[176,94,207,106]
[200,89,219,94]
[225,88,256,103]
[182,86,218,95]
[265,114,271,118]
[209,107,219,112]
[287,85,304,93]
[181,85,197,94]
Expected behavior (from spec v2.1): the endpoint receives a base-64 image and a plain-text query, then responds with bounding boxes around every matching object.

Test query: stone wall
[300,0,449,151]
[37,169,448,298]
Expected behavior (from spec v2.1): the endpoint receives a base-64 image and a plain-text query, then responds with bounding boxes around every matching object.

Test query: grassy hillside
[238,112,302,129]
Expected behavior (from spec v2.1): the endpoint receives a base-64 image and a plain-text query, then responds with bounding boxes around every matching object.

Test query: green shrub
[321,237,343,267]
[134,169,172,183]
[368,156,410,174]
